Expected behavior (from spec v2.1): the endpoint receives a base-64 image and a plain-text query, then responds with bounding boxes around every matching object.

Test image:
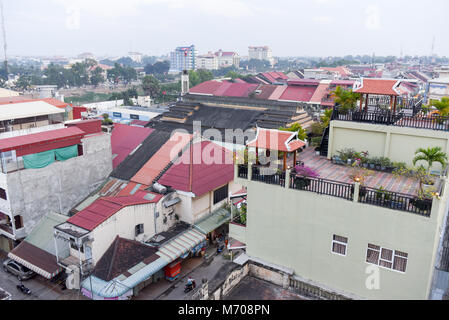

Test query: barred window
[331,235,348,256]
[366,243,408,273]
[213,184,228,205]
[135,224,144,236]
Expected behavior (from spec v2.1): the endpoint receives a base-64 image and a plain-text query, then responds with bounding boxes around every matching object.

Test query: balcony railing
[358,186,431,216]
[237,164,434,217]
[332,108,449,131]
[251,166,286,187]
[289,175,354,201]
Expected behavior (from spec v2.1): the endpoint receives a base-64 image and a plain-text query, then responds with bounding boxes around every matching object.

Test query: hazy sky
[5,0,449,58]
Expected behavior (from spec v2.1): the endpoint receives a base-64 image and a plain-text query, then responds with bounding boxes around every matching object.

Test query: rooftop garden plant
[331,86,360,114]
[412,146,448,175]
[294,165,320,178]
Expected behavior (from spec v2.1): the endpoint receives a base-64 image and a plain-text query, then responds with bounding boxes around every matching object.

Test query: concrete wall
[5,133,113,238]
[329,121,449,171]
[239,176,448,299]
[229,223,246,244]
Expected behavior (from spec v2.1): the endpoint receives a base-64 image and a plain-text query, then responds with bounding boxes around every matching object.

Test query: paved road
[0,263,77,300]
[159,254,229,300]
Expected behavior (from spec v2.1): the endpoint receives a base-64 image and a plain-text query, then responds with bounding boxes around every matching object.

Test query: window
[213,184,228,205]
[113,112,122,118]
[130,114,139,120]
[70,238,84,253]
[366,243,408,273]
[331,235,348,256]
[135,224,144,236]
[0,188,7,200]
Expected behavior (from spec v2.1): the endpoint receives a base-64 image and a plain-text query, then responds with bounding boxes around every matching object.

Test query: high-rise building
[169,45,197,73]
[248,46,274,66]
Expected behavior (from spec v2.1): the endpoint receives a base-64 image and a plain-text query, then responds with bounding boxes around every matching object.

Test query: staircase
[319,126,329,157]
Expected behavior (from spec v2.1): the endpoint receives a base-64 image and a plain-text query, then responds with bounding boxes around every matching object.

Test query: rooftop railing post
[285,169,290,189]
[234,163,238,180]
[353,182,360,203]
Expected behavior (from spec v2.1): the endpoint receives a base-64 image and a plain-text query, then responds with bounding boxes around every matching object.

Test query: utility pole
[0,1,7,81]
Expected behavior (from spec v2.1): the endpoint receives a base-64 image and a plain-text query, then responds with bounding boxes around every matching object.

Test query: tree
[142,75,161,98]
[331,86,360,113]
[14,75,32,91]
[430,97,449,116]
[188,70,201,87]
[321,108,333,127]
[279,123,308,141]
[413,147,448,174]
[196,69,213,83]
[144,61,170,75]
[90,67,105,87]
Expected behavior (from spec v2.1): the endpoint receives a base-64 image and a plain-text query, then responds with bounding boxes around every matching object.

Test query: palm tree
[413,147,448,174]
[321,108,333,127]
[331,86,360,113]
[279,123,308,141]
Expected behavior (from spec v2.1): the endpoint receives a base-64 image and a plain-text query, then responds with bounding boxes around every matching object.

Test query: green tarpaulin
[23,145,79,169]
[55,145,78,161]
[23,150,55,169]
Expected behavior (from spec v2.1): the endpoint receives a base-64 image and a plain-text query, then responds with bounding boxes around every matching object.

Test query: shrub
[294,165,320,178]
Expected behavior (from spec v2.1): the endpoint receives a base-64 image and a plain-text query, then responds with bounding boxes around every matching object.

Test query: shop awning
[8,242,62,279]
[193,208,231,235]
[157,228,206,262]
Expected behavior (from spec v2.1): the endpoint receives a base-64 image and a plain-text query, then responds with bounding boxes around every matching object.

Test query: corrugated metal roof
[193,208,231,235]
[0,126,85,153]
[0,100,64,121]
[157,141,234,197]
[131,132,192,185]
[8,213,69,279]
[67,194,160,231]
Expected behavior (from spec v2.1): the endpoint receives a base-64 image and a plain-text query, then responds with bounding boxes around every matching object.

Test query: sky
[4,0,449,58]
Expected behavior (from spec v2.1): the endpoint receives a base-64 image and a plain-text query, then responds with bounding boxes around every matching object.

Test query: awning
[157,228,206,262]
[227,238,246,250]
[193,208,231,235]
[8,242,62,279]
[163,197,181,208]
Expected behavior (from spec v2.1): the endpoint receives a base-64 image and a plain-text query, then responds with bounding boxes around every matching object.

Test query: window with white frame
[366,243,408,273]
[135,224,144,237]
[331,235,348,256]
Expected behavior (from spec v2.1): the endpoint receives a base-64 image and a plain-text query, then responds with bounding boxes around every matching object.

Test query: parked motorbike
[16,284,31,295]
[216,242,225,254]
[184,281,196,293]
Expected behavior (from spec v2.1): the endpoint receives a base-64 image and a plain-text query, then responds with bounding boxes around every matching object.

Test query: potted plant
[379,157,391,172]
[413,146,448,175]
[293,165,320,189]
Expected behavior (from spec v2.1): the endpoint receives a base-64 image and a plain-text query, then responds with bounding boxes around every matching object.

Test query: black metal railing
[251,166,286,187]
[289,175,354,201]
[333,108,449,131]
[358,186,432,216]
[237,164,248,179]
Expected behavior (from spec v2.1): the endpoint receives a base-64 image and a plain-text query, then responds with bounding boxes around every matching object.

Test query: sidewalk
[133,256,204,300]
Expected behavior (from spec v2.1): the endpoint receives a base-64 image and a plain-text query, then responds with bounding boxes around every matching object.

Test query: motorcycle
[184,281,196,293]
[16,284,31,295]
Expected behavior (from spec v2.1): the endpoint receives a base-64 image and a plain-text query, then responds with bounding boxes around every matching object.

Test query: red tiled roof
[158,141,234,197]
[213,82,233,96]
[189,80,223,95]
[221,83,259,98]
[0,126,85,156]
[110,123,153,169]
[310,83,331,103]
[67,194,161,231]
[247,128,306,152]
[331,80,355,86]
[131,132,193,185]
[255,85,278,100]
[353,78,400,96]
[279,85,317,102]
[130,120,150,127]
[268,85,288,100]
[287,79,321,86]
